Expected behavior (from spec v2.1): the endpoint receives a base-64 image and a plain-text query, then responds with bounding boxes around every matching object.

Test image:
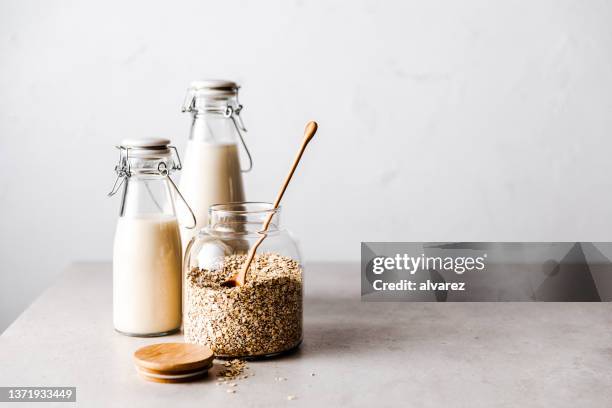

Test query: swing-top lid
[119,138,172,158]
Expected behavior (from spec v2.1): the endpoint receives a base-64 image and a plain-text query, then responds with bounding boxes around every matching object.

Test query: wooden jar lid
[134,343,214,383]
[135,365,211,384]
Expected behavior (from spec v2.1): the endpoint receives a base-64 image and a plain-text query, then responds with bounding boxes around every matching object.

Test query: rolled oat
[185,253,303,357]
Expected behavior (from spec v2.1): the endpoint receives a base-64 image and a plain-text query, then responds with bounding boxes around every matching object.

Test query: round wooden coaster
[137,362,212,376]
[134,343,214,373]
[136,367,208,383]
[136,365,210,383]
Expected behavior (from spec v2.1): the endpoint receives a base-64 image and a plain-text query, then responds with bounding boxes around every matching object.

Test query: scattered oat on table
[287,395,297,400]
[216,359,247,381]
[185,253,303,357]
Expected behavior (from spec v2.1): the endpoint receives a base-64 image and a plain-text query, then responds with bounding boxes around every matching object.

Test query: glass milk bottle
[108,138,195,337]
[179,80,251,251]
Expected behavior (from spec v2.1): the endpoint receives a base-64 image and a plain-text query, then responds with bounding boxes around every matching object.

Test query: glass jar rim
[208,201,280,216]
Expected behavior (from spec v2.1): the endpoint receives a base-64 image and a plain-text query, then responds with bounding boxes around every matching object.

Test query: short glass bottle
[183,202,303,358]
[109,138,194,337]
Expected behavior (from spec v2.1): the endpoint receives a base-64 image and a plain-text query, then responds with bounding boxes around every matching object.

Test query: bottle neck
[119,176,176,218]
[189,112,238,145]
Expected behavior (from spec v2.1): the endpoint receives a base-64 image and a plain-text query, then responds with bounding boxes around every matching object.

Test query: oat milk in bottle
[179,80,251,251]
[108,139,195,336]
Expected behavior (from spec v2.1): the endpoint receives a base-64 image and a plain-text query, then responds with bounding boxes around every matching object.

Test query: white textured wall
[1,0,612,331]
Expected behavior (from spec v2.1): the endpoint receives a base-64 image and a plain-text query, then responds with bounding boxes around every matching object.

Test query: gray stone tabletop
[1,262,611,407]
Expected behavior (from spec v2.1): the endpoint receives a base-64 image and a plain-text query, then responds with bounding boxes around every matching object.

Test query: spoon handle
[271,121,317,209]
[237,121,318,285]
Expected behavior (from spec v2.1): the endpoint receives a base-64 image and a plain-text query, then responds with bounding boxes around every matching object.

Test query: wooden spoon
[222,121,318,287]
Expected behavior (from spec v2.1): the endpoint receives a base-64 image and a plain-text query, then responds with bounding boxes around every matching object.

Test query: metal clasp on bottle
[107,145,196,229]
[223,103,253,173]
[107,146,132,197]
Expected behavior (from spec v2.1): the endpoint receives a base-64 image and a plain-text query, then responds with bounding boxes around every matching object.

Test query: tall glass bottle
[179,80,251,251]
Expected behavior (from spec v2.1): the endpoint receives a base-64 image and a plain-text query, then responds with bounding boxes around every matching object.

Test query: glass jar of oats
[183,202,303,358]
